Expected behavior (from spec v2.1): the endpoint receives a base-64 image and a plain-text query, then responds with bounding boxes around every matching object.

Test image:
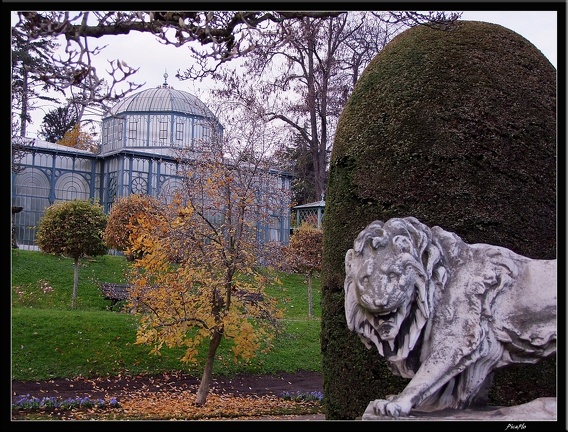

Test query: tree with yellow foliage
[103,194,162,261]
[285,223,323,318]
[126,107,290,406]
[57,123,99,153]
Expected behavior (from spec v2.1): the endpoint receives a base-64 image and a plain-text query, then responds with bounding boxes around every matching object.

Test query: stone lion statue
[344,216,556,418]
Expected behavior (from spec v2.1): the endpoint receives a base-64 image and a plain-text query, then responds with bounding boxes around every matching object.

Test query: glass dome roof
[107,83,215,119]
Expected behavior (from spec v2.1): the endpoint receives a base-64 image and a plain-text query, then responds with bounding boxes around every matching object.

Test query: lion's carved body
[344,217,556,417]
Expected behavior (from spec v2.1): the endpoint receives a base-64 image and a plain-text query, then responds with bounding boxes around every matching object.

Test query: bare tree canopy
[15,11,458,46]
[13,11,460,110]
[16,11,343,44]
[198,11,461,201]
[12,10,461,190]
[13,11,343,109]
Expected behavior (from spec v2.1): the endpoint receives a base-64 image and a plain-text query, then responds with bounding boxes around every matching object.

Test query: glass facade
[12,148,100,248]
[12,84,292,249]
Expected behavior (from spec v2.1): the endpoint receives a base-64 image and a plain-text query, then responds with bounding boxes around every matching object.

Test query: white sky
[14,10,559,138]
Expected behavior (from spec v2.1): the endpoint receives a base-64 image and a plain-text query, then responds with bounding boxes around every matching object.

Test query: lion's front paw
[371,398,412,417]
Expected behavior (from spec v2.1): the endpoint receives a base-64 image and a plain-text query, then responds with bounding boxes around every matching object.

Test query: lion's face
[346,245,419,341]
[344,218,436,364]
[351,247,416,314]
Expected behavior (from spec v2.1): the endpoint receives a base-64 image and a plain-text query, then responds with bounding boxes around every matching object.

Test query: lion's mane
[344,217,446,378]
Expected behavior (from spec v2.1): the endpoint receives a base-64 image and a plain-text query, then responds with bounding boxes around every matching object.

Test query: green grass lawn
[11,249,322,381]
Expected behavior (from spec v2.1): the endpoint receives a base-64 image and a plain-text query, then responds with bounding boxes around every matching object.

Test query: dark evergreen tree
[11,26,59,137]
[38,106,80,143]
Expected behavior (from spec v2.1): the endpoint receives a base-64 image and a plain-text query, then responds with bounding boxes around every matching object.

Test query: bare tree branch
[12,11,344,125]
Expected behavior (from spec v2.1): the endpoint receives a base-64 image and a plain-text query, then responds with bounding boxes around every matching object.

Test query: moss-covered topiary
[321,20,556,419]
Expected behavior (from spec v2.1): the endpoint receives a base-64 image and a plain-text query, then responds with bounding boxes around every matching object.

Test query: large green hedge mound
[321,21,556,420]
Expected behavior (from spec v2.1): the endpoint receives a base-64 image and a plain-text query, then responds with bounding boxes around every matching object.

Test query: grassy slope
[12,250,322,381]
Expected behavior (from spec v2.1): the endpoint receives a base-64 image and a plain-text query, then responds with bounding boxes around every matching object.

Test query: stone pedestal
[362,397,557,421]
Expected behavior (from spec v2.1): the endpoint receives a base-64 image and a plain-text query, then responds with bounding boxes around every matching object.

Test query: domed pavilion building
[12,75,292,249]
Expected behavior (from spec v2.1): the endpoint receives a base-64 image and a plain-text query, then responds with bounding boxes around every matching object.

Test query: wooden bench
[99,284,263,311]
[100,283,131,310]
[234,290,263,304]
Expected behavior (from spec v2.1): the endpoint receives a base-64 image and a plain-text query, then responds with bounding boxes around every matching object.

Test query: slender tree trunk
[20,67,28,137]
[308,272,313,318]
[72,256,79,309]
[194,330,223,406]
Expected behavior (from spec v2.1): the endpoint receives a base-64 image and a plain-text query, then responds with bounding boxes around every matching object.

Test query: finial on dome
[163,70,169,88]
